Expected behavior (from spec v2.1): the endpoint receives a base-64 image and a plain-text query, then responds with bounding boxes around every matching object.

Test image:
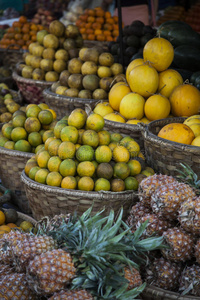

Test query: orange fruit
[37,150,51,168]
[58,141,76,159]
[35,168,49,184]
[113,162,130,180]
[77,161,95,177]
[28,132,43,147]
[59,159,76,177]
[86,113,105,132]
[94,178,110,191]
[60,126,79,143]
[29,166,41,180]
[48,139,62,156]
[78,176,94,191]
[95,145,112,163]
[45,137,56,150]
[25,160,38,176]
[61,176,77,189]
[54,122,67,139]
[38,110,53,125]
[98,130,111,145]
[67,108,87,129]
[47,156,62,172]
[124,176,138,191]
[127,159,142,176]
[110,178,125,192]
[26,105,42,118]
[0,225,11,232]
[0,211,6,225]
[42,130,54,143]
[24,117,41,133]
[11,127,27,142]
[113,145,130,163]
[14,140,32,152]
[76,145,94,162]
[125,140,140,158]
[46,171,62,187]
[82,130,99,148]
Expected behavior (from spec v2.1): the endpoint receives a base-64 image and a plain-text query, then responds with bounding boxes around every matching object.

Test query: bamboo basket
[0,44,26,69]
[83,40,109,51]
[16,210,37,226]
[21,170,138,221]
[43,88,100,119]
[12,70,53,104]
[0,146,33,214]
[104,118,144,149]
[142,285,200,300]
[139,117,200,177]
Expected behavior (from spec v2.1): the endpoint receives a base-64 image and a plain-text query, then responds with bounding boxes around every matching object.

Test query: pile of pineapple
[126,171,200,296]
[0,207,165,299]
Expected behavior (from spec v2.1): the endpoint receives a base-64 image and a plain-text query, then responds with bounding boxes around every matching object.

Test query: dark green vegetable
[173,45,200,72]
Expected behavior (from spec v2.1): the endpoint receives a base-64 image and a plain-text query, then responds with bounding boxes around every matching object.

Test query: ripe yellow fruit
[143,37,174,72]
[127,159,142,176]
[191,135,200,146]
[67,108,87,129]
[86,113,105,132]
[78,176,94,191]
[47,156,62,172]
[95,145,112,163]
[93,102,114,117]
[37,150,51,168]
[104,112,126,123]
[113,145,130,163]
[144,94,171,121]
[94,178,110,191]
[46,171,62,187]
[35,168,49,184]
[61,176,77,189]
[126,140,140,158]
[59,159,76,177]
[77,161,95,177]
[119,92,145,120]
[0,211,6,225]
[158,69,183,98]
[109,82,131,111]
[58,141,76,159]
[126,58,144,84]
[129,64,159,98]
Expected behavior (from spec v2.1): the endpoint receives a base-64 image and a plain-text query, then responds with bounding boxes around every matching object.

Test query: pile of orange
[0,16,47,51]
[75,7,122,42]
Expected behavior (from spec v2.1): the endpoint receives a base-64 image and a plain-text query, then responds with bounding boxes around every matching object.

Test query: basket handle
[137,122,148,136]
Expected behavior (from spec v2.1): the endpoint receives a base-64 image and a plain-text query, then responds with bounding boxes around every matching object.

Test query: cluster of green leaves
[175,162,200,194]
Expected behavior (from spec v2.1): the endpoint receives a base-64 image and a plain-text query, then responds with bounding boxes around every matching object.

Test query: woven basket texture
[142,285,200,300]
[21,170,138,221]
[140,117,200,177]
[17,210,37,226]
[83,40,109,51]
[104,119,144,149]
[0,45,26,68]
[12,70,53,104]
[0,146,33,214]
[43,88,100,119]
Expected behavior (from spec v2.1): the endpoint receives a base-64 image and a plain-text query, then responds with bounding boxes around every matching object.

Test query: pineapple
[12,234,57,272]
[0,272,37,299]
[161,227,194,262]
[138,174,177,206]
[145,257,182,291]
[126,201,152,231]
[124,267,143,290]
[26,249,76,295]
[194,239,200,264]
[151,182,196,220]
[0,263,14,278]
[179,264,200,296]
[48,289,94,299]
[178,196,200,235]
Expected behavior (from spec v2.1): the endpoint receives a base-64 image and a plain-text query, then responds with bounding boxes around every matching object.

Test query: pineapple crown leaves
[175,162,200,192]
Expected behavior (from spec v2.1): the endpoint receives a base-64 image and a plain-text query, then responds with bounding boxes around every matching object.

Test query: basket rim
[12,70,54,86]
[43,87,103,105]
[0,145,34,158]
[21,170,137,200]
[143,284,200,300]
[104,118,141,132]
[143,117,200,154]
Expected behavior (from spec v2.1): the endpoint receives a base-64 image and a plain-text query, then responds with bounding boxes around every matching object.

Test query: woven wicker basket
[139,117,200,177]
[83,40,109,51]
[16,210,37,226]
[104,119,144,149]
[0,45,26,69]
[142,285,200,300]
[43,88,100,119]
[0,146,33,214]
[12,70,53,104]
[21,170,138,221]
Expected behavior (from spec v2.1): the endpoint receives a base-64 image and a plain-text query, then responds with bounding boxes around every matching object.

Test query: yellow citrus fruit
[86,113,105,132]
[77,129,85,144]
[61,176,77,189]
[76,145,94,162]
[94,178,110,191]
[113,162,130,180]
[129,64,159,98]
[0,225,11,232]
[191,135,200,146]
[126,58,144,84]
[14,140,32,152]
[38,103,49,110]
[35,144,45,155]
[127,159,142,176]
[24,117,41,133]
[38,110,53,125]
[98,130,111,145]
[82,130,99,148]
[46,171,62,187]
[48,139,62,156]
[120,136,134,146]
[138,151,145,160]
[48,120,57,130]
[42,130,54,143]
[113,145,130,163]
[126,119,140,125]
[59,159,76,177]
[37,150,51,168]
[45,137,56,150]
[11,127,28,142]
[4,141,15,149]
[77,161,95,177]
[93,102,114,117]
[6,223,18,228]
[110,133,123,143]
[75,144,81,150]
[109,82,131,111]
[54,122,67,139]
[2,124,14,139]
[158,69,183,98]
[28,132,43,147]
[47,156,62,172]
[0,211,6,225]
[186,123,200,138]
[78,176,94,191]
[104,112,126,123]
[58,141,76,159]
[26,103,36,112]
[144,94,171,121]
[35,168,49,184]
[67,108,87,129]
[109,142,118,152]
[124,176,138,190]
[95,145,112,163]
[46,109,57,120]
[26,105,42,118]
[19,220,33,232]
[60,126,79,143]
[25,160,38,176]
[110,178,125,192]
[126,140,140,158]
[119,92,145,120]
[29,166,41,180]
[12,115,26,128]
[143,37,174,72]
[140,117,150,124]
